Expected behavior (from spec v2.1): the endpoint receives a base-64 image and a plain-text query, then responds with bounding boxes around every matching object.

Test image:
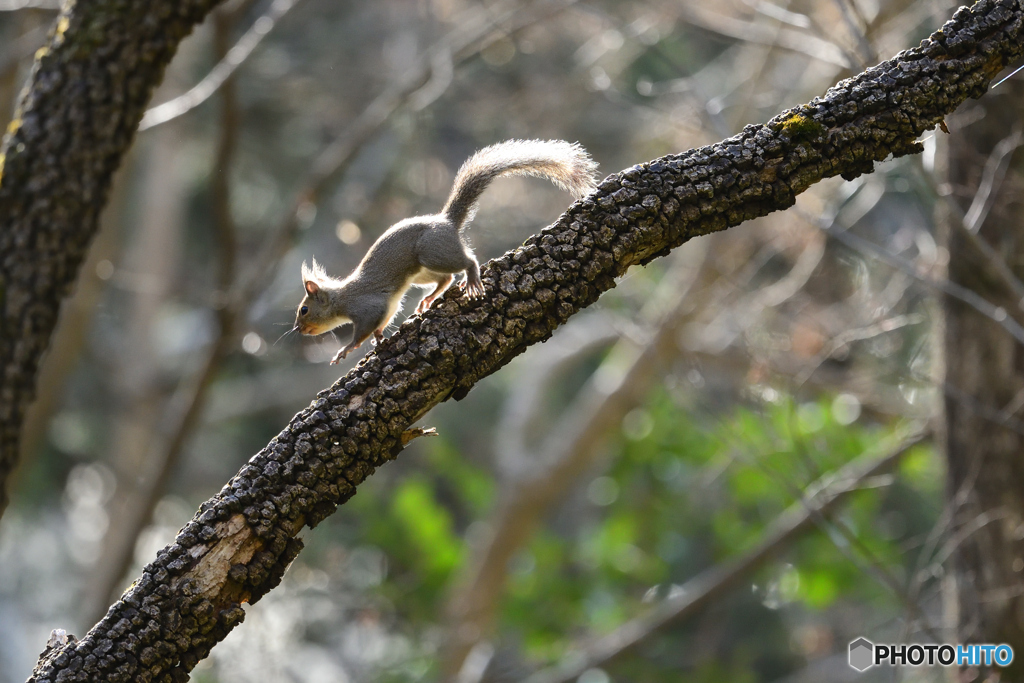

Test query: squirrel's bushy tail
[442,139,598,228]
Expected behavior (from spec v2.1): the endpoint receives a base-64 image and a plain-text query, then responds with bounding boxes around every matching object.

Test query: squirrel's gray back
[346,217,436,293]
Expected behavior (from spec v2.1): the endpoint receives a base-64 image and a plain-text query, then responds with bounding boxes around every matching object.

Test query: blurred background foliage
[0,0,1014,681]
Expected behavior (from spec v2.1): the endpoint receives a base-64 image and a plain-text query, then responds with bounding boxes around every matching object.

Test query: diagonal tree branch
[0,0,59,10]
[138,0,301,131]
[25,1,1024,681]
[0,0,229,516]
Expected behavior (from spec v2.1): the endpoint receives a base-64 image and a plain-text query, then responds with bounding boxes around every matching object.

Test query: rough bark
[24,1,1024,681]
[0,0,226,515]
[944,57,1024,674]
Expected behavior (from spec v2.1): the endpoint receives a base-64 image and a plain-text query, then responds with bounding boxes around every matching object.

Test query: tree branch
[138,0,301,131]
[25,2,1024,681]
[0,0,228,515]
[0,0,59,10]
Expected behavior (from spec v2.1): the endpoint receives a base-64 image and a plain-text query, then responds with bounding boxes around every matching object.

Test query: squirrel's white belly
[409,266,446,286]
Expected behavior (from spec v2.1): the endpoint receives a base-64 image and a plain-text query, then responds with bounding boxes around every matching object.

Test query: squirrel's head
[295,259,350,335]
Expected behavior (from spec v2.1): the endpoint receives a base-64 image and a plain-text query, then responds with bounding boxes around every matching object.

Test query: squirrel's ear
[305,280,320,297]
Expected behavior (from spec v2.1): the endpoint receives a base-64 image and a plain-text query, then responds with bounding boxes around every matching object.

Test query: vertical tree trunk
[945,80,1024,671]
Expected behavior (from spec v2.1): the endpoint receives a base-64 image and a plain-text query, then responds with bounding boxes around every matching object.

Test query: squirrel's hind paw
[458,279,486,300]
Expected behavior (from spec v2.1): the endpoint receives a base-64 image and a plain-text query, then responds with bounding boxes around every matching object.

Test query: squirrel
[293,139,599,365]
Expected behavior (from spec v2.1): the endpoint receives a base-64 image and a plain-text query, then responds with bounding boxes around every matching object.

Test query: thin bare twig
[912,151,1024,317]
[798,206,1024,346]
[139,0,301,131]
[949,204,1024,311]
[992,62,1024,89]
[742,0,811,29]
[0,0,59,9]
[520,431,926,683]
[795,314,925,386]
[906,455,983,610]
[963,128,1022,234]
[677,1,854,69]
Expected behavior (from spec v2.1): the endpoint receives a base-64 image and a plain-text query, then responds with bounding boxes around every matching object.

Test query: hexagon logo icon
[849,638,874,672]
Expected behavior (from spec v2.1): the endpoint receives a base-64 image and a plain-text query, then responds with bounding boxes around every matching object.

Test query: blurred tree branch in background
[23,2,1024,681]
[139,0,300,132]
[675,3,856,69]
[521,428,925,683]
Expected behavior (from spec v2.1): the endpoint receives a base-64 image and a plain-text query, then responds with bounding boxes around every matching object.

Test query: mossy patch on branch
[776,111,827,142]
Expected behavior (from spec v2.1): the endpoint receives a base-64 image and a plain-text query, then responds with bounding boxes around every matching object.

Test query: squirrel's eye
[300,306,309,315]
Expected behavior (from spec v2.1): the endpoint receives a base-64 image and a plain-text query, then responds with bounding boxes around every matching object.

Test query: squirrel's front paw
[330,348,350,365]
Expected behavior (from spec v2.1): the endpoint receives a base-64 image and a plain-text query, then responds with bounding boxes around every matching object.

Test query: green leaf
[391,476,464,579]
